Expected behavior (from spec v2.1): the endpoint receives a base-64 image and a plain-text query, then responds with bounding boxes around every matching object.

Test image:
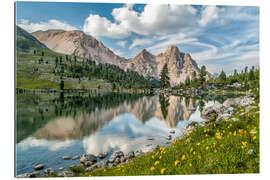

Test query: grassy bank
[78,98,259,176]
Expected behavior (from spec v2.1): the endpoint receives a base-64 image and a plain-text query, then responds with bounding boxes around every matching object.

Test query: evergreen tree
[41,51,44,56]
[60,76,64,90]
[218,70,227,83]
[199,65,207,86]
[159,63,170,89]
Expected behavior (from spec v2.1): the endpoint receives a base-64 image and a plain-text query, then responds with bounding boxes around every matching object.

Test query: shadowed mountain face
[31,29,208,85]
[17,93,198,141]
[16,26,48,51]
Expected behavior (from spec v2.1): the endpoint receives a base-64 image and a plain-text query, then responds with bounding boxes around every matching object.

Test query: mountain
[31,29,209,86]
[16,26,48,51]
[31,29,126,68]
[131,45,201,86]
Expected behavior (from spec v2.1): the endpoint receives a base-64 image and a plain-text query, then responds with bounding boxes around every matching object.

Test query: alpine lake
[16,91,237,175]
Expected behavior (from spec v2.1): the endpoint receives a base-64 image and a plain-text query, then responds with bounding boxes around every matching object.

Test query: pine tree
[219,70,226,83]
[159,63,170,89]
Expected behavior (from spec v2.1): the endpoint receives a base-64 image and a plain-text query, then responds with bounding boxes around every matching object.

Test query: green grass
[81,99,259,176]
[16,51,112,90]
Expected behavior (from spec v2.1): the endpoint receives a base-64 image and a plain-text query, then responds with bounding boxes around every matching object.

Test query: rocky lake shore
[16,93,258,178]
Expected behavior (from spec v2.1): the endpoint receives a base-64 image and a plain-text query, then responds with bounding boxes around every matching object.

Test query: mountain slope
[16,25,48,51]
[31,29,209,86]
[31,30,126,68]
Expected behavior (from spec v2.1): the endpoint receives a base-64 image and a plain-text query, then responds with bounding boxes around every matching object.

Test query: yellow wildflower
[150,166,155,171]
[216,132,222,139]
[159,156,162,160]
[213,142,216,146]
[174,160,180,166]
[205,134,208,137]
[214,149,217,153]
[190,147,193,152]
[229,132,232,135]
[152,155,155,159]
[206,146,209,150]
[181,154,186,161]
[250,128,257,135]
[161,168,166,174]
[196,142,200,146]
[193,151,196,155]
[241,141,247,149]
[189,163,192,167]
[253,136,256,140]
[154,161,160,166]
[233,131,237,136]
[198,155,201,159]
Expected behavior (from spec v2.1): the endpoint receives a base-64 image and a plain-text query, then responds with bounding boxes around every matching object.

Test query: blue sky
[16,2,259,74]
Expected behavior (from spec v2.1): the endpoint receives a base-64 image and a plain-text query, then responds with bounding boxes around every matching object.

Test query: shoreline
[16,92,259,177]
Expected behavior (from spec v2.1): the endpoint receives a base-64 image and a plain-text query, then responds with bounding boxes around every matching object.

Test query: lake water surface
[16,92,227,175]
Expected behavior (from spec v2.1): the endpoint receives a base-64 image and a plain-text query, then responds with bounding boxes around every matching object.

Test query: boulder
[34,164,44,170]
[127,151,135,159]
[44,168,54,175]
[167,135,172,140]
[98,152,107,159]
[62,156,71,160]
[169,129,175,134]
[72,155,80,160]
[58,167,64,171]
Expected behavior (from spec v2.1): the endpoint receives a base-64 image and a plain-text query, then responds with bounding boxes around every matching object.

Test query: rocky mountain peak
[29,28,210,86]
[165,45,180,54]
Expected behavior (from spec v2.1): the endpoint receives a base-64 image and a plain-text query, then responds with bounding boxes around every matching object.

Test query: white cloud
[116,40,128,48]
[83,4,197,38]
[83,14,130,38]
[17,19,77,33]
[199,6,220,27]
[129,38,153,49]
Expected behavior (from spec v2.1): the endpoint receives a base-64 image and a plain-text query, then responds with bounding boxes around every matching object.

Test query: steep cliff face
[31,29,207,85]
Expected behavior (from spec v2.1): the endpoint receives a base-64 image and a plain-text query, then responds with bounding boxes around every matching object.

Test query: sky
[16,1,259,74]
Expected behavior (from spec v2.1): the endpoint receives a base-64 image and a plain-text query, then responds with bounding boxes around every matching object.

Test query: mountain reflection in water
[16,92,213,175]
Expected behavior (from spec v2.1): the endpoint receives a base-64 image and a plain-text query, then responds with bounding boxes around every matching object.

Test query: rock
[115,157,120,164]
[147,138,154,140]
[109,156,115,163]
[57,171,74,177]
[201,103,229,121]
[44,168,54,175]
[223,96,254,107]
[108,163,116,168]
[84,161,95,166]
[114,151,124,158]
[98,152,107,159]
[80,154,97,165]
[58,167,64,170]
[146,144,152,146]
[120,156,126,163]
[135,150,142,157]
[72,155,79,160]
[167,135,172,140]
[127,151,135,159]
[62,156,71,160]
[231,118,239,121]
[169,129,175,134]
[30,171,40,178]
[34,164,44,170]
[16,173,31,178]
